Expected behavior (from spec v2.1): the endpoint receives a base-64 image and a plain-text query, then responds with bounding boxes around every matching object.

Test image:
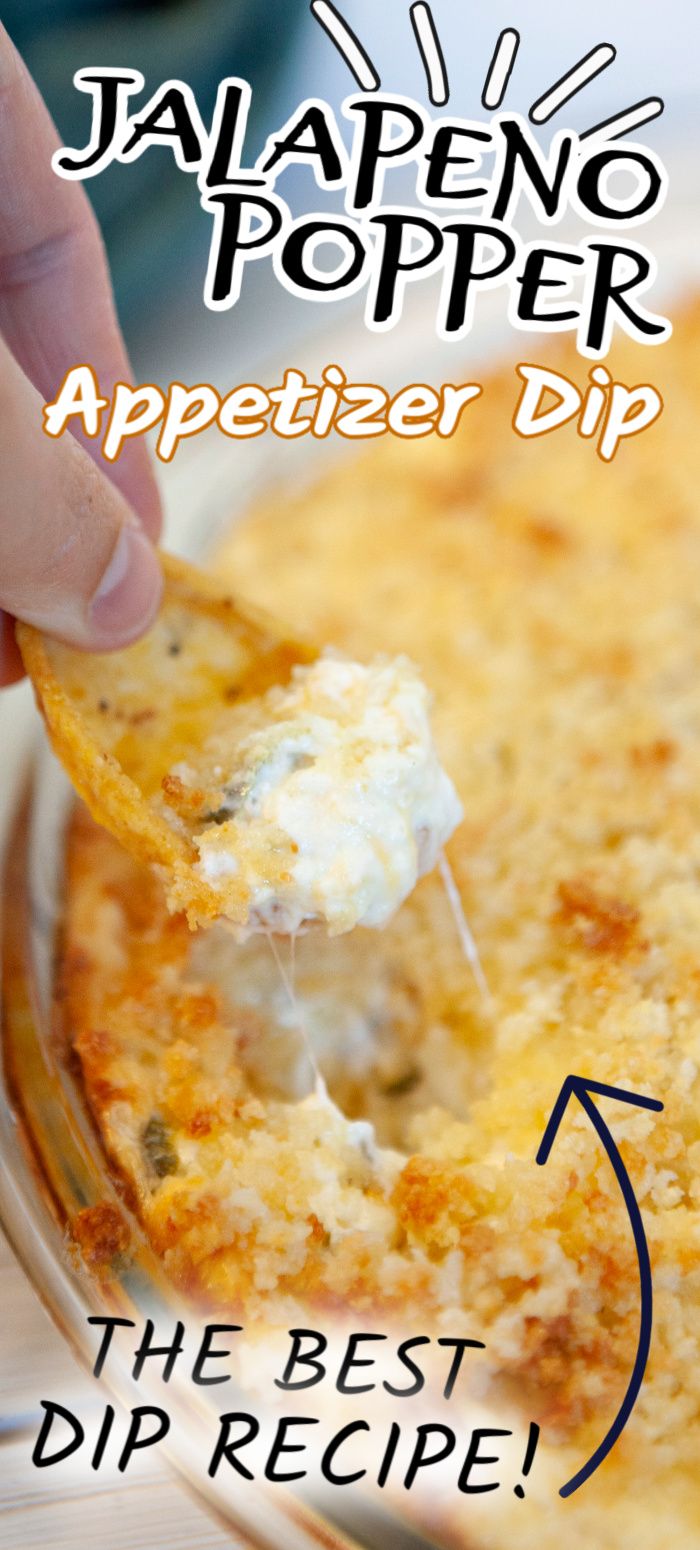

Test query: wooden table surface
[0,1229,239,1549]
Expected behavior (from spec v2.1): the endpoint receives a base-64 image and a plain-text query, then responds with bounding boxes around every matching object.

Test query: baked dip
[60,310,700,1546]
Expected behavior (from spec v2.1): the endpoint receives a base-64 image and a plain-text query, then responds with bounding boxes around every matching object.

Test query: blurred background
[3,0,698,382]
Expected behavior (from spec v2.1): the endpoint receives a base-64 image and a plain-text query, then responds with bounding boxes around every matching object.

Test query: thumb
[0,335,162,660]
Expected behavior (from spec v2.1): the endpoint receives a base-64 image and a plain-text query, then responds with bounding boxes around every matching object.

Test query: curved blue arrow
[536,1075,664,1498]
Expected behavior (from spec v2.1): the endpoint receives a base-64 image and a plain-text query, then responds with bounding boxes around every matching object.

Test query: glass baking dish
[1,168,697,1545]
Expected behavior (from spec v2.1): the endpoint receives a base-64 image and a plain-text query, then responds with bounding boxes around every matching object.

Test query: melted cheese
[193,652,462,935]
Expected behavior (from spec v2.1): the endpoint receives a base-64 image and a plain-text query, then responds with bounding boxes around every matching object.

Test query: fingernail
[89,526,163,647]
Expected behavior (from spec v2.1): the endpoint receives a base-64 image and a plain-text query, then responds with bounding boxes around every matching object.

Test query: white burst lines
[581,96,665,142]
[308,5,664,143]
[529,43,616,123]
[410,3,449,107]
[310,0,380,91]
[482,28,520,111]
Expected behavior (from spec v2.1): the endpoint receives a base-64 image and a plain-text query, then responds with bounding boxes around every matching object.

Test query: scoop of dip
[165,652,462,935]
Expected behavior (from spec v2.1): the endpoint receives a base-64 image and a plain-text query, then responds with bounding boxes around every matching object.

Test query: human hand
[0,25,163,687]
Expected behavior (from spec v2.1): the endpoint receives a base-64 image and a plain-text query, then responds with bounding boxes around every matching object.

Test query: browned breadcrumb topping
[61,306,700,1544]
[72,1202,130,1269]
[553,877,644,956]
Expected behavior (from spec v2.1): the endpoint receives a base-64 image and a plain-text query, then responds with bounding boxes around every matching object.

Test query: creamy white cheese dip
[194,652,462,935]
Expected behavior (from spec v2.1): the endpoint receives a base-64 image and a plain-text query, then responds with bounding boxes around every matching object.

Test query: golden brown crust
[57,310,700,1539]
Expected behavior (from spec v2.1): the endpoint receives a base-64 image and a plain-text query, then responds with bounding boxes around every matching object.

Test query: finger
[0,608,24,686]
[0,27,161,538]
[0,334,162,650]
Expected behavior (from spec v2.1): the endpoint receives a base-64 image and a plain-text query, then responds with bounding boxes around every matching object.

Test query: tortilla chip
[16,552,313,927]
